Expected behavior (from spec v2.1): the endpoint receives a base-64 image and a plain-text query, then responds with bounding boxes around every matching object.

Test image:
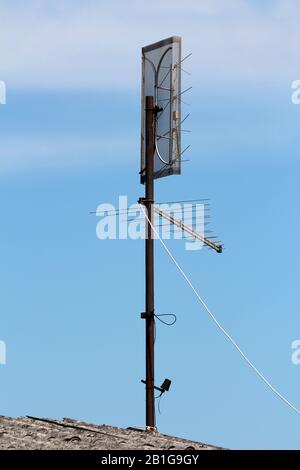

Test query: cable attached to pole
[142,207,300,417]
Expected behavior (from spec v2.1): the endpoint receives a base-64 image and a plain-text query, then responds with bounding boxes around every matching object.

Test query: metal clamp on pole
[141,311,154,320]
[138,197,154,205]
[141,379,172,397]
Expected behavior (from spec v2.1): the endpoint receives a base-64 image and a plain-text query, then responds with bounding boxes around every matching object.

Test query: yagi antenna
[153,205,222,253]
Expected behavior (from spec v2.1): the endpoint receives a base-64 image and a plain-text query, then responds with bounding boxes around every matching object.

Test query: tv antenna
[139,37,222,431]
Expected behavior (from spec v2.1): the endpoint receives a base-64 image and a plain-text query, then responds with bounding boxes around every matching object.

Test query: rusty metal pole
[145,96,155,430]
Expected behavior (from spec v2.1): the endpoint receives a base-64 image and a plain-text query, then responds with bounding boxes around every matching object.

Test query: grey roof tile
[0,416,223,450]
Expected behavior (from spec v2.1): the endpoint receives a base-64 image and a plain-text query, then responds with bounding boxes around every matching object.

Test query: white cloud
[0,134,135,172]
[0,0,300,90]
[0,1,299,173]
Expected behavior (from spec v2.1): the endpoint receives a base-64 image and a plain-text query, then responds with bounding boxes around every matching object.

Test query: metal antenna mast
[139,36,221,432]
[144,96,155,430]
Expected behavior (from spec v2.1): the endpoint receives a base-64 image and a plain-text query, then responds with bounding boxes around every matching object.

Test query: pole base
[146,426,157,433]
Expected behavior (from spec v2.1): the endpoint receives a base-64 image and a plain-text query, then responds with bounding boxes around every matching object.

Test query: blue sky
[1,0,300,450]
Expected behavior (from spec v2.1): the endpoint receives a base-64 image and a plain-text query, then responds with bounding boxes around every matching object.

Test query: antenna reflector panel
[140,36,182,183]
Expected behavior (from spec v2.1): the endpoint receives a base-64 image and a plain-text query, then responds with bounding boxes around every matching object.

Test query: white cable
[142,207,300,416]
